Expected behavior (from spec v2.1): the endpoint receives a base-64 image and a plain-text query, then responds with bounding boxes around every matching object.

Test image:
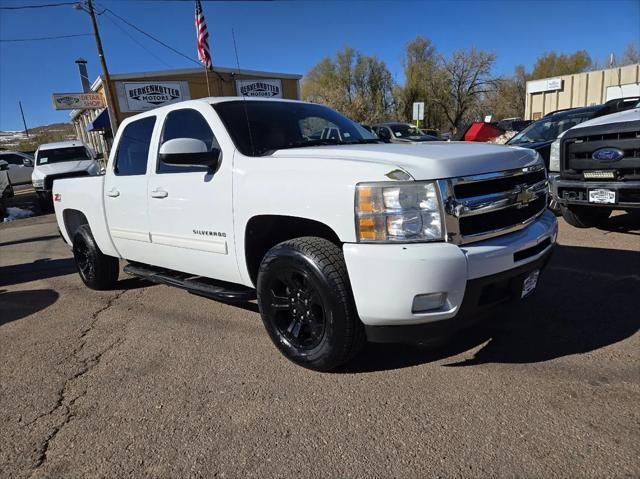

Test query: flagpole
[204,66,211,96]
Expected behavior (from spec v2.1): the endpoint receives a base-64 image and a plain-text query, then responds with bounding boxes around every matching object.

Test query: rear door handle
[150,188,168,199]
[106,188,120,198]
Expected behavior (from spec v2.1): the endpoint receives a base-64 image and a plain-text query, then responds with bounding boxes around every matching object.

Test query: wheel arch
[62,208,89,242]
[243,215,342,286]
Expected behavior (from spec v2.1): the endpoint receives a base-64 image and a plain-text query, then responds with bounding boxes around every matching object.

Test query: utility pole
[18,101,29,137]
[84,0,118,135]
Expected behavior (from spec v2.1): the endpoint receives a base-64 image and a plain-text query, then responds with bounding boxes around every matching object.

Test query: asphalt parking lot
[1,210,639,478]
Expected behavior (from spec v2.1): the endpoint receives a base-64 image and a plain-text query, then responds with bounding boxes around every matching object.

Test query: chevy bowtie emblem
[515,185,535,207]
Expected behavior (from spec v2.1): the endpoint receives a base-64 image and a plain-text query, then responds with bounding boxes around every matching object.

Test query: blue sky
[1,0,639,131]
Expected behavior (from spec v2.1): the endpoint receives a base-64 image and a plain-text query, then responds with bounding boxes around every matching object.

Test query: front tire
[73,225,119,290]
[560,204,611,228]
[257,237,364,372]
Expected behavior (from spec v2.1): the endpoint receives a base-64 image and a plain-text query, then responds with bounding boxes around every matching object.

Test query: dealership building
[70,66,302,155]
[525,63,640,120]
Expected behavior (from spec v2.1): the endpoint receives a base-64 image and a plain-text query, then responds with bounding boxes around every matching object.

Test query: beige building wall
[526,64,640,120]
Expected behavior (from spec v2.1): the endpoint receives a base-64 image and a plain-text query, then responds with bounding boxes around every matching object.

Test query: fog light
[412,293,446,313]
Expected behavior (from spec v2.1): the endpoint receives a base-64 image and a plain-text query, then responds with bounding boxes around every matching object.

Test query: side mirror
[23,158,33,167]
[0,160,7,171]
[159,138,220,169]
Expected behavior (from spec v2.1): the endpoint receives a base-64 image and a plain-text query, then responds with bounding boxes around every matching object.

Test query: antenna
[232,28,256,156]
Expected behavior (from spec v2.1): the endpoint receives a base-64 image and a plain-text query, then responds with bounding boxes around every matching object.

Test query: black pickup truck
[508,97,639,168]
[550,103,640,228]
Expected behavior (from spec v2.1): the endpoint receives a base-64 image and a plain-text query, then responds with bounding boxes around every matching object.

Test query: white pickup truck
[32,140,102,210]
[53,97,557,371]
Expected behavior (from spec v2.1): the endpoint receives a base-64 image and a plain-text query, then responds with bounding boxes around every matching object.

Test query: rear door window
[115,117,156,176]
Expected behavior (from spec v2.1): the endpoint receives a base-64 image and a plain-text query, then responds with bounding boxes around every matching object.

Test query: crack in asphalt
[28,289,130,476]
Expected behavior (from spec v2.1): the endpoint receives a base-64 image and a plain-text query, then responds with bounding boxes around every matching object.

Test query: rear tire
[257,237,364,372]
[37,191,53,213]
[560,204,610,228]
[73,224,119,290]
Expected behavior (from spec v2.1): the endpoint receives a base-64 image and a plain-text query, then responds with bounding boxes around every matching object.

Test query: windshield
[36,146,89,165]
[507,112,595,145]
[212,100,378,156]
[389,123,430,139]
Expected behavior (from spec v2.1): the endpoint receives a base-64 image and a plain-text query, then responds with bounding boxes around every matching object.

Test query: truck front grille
[562,124,640,181]
[438,164,548,245]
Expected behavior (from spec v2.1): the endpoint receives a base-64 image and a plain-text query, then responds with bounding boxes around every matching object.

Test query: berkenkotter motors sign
[236,79,283,98]
[116,81,191,112]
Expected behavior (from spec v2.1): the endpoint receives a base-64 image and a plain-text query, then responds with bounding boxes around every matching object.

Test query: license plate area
[588,188,616,204]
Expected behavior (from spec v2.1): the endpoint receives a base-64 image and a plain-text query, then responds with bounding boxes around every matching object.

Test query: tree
[619,43,640,66]
[430,48,498,129]
[396,36,443,126]
[530,51,592,80]
[301,47,396,124]
[476,64,527,121]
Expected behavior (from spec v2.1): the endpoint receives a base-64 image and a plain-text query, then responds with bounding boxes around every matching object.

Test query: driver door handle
[106,188,120,198]
[150,188,168,199]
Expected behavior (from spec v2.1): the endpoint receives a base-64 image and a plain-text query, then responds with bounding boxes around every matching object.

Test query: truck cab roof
[568,106,640,131]
[38,140,89,151]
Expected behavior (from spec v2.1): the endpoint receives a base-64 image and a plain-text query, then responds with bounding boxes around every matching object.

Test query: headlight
[33,178,44,189]
[355,181,443,242]
[549,139,560,172]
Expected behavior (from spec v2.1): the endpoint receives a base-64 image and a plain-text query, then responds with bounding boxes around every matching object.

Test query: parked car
[549,102,640,228]
[421,128,441,138]
[496,118,532,132]
[32,140,101,210]
[372,122,439,143]
[52,97,556,371]
[0,151,34,185]
[360,124,376,135]
[0,163,14,219]
[507,97,640,167]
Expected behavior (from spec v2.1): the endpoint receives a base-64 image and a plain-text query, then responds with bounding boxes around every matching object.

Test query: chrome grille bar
[438,164,548,245]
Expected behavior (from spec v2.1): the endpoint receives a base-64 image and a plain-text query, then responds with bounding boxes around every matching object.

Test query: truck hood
[572,107,639,130]
[34,159,96,177]
[270,142,539,180]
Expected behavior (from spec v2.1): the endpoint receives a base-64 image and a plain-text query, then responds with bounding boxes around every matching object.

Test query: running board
[123,263,256,303]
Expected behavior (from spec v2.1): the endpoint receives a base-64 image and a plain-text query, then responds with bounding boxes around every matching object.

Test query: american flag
[195,0,212,69]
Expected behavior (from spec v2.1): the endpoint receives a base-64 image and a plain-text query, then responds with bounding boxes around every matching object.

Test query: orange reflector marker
[358,186,374,212]
[358,216,386,241]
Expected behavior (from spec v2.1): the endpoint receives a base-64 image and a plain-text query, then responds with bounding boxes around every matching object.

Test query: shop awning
[86,109,110,132]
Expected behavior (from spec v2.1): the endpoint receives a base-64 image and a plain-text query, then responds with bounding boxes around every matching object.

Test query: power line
[0,33,93,42]
[0,2,77,10]
[96,3,228,82]
[101,10,173,68]
[100,6,202,67]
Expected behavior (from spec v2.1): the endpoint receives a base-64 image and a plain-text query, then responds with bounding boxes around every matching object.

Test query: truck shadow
[340,244,640,373]
[0,257,154,290]
[0,258,77,287]
[0,289,59,327]
[595,211,640,236]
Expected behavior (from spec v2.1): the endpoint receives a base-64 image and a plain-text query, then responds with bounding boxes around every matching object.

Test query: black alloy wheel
[266,268,327,350]
[72,225,119,290]
[257,237,365,371]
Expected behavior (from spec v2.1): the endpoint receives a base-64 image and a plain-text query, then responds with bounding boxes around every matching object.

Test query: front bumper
[343,209,557,332]
[550,175,640,209]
